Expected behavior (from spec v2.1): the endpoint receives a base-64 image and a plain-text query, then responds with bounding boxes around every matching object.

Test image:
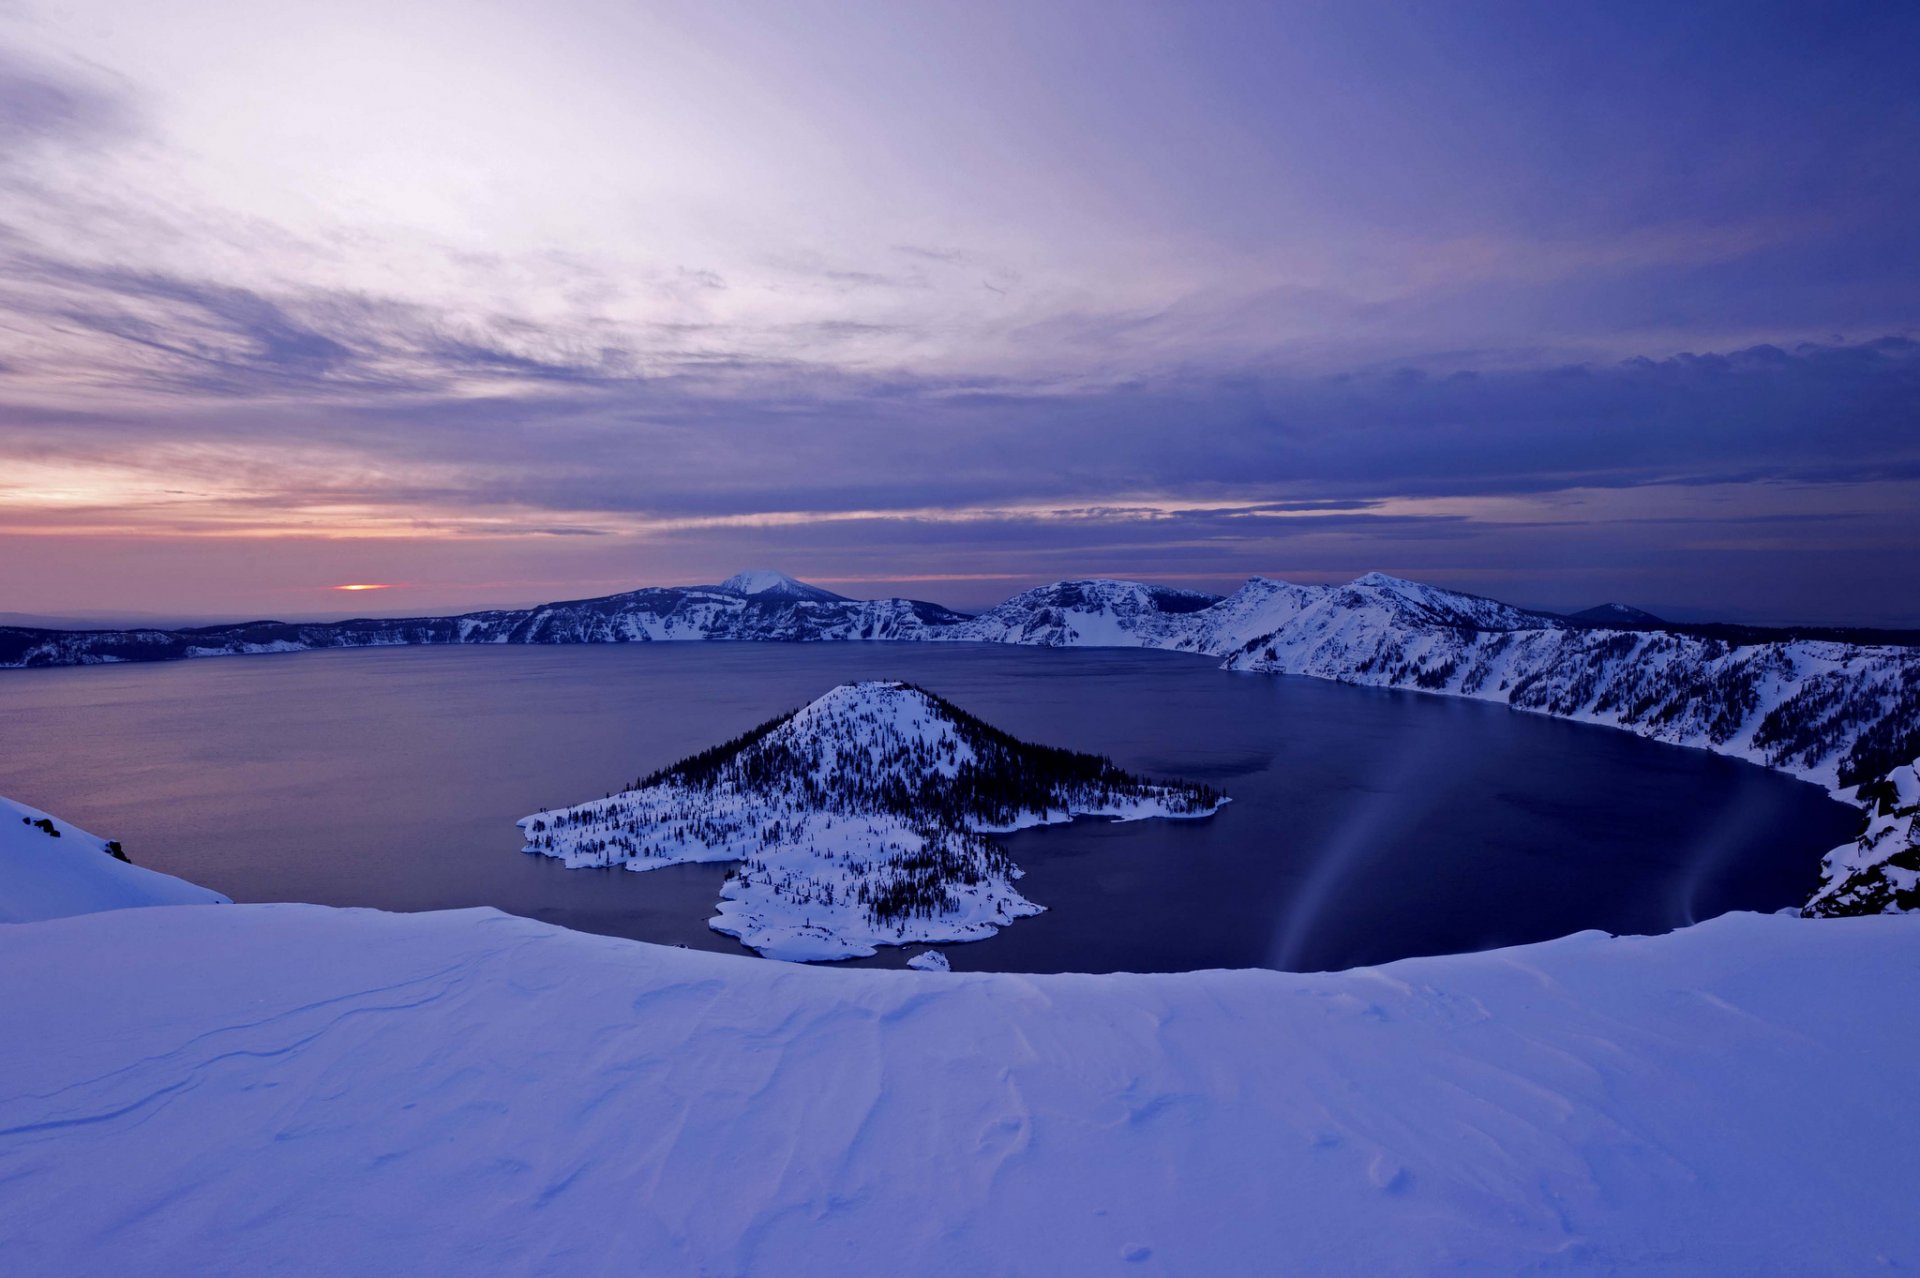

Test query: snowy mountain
[717,569,850,602]
[1568,601,1666,626]
[0,575,969,665]
[939,578,1220,647]
[4,899,1917,1273]
[1171,580,1913,785]
[6,566,1915,918]
[520,681,1223,960]
[0,795,227,923]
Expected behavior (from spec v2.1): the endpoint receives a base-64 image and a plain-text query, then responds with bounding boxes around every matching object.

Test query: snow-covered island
[520,680,1225,960]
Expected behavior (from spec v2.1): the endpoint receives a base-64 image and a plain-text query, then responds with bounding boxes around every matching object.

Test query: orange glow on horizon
[330,583,398,592]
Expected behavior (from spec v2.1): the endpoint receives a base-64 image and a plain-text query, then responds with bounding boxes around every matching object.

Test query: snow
[905,947,949,971]
[1,902,1915,1274]
[719,569,846,601]
[0,795,227,923]
[8,567,1916,916]
[1808,759,1920,914]
[521,682,1224,960]
[941,578,1212,647]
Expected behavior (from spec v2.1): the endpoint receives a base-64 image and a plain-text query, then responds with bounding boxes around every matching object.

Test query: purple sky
[1,1,1916,623]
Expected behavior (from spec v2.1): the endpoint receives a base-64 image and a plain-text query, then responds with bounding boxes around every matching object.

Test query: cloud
[0,47,132,154]
[4,268,1915,544]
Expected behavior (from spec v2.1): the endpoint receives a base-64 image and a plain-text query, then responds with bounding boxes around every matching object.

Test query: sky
[0,0,1916,624]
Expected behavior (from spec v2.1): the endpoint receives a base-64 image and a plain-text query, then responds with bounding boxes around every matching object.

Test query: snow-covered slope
[718,568,849,602]
[0,795,227,923]
[1,903,1915,1275]
[1808,759,1920,915]
[1211,591,1913,788]
[940,572,1920,912]
[939,578,1220,647]
[521,681,1223,960]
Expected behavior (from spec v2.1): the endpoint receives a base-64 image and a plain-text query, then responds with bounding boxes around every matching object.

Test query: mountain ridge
[7,568,1914,918]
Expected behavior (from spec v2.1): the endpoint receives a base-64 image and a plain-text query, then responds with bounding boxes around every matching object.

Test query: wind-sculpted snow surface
[520,682,1224,960]
[2,904,1916,1274]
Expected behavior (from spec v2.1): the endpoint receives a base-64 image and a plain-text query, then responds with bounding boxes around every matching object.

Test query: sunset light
[2,4,1917,1273]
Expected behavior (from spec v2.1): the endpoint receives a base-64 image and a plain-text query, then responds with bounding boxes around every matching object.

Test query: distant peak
[719,570,848,602]
[1569,602,1666,626]
[1350,571,1419,590]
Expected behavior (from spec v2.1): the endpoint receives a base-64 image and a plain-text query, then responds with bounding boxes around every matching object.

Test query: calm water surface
[0,644,1858,972]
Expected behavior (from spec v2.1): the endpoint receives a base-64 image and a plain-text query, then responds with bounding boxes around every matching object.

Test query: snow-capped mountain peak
[718,570,848,602]
[1340,571,1564,631]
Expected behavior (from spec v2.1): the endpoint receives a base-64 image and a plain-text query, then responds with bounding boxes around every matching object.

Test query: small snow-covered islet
[519,680,1226,960]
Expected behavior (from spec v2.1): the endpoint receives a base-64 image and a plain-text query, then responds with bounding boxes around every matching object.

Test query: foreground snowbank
[0,794,227,923]
[2,903,1914,1275]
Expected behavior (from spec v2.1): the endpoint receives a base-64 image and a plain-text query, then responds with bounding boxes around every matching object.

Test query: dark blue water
[0,643,1858,972]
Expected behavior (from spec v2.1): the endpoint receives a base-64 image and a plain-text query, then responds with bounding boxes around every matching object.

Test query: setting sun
[330,583,396,592]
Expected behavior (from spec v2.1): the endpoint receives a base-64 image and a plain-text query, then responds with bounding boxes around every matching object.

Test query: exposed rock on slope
[519,681,1224,960]
[1807,761,1919,915]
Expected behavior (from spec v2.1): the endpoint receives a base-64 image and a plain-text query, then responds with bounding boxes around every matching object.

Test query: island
[519,680,1227,961]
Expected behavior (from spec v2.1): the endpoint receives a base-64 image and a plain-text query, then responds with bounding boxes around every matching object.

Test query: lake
[0,643,1859,972]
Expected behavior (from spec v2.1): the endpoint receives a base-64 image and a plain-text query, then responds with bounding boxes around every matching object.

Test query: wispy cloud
[0,3,1917,622]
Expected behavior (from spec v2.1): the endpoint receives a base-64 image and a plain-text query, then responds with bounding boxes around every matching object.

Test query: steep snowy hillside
[2,903,1915,1274]
[0,795,227,923]
[1213,594,1913,784]
[940,578,1219,647]
[521,681,1224,960]
[1807,760,1919,915]
[939,572,1917,914]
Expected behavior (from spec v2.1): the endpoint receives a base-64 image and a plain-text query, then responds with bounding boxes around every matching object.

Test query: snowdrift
[1,903,1914,1275]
